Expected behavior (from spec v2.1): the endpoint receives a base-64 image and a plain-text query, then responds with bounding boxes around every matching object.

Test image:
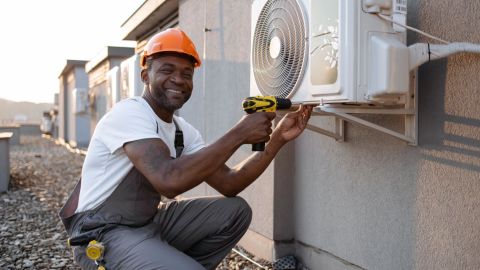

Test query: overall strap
[172,118,184,158]
[155,118,185,158]
[155,119,184,158]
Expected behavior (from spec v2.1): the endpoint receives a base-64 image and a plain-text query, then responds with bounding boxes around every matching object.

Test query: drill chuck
[275,97,292,110]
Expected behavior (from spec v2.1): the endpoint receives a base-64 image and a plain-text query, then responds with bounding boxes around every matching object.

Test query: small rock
[23,259,34,268]
[52,233,62,240]
[40,239,54,246]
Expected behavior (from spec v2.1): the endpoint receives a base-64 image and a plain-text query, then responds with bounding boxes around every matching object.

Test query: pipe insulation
[409,42,480,70]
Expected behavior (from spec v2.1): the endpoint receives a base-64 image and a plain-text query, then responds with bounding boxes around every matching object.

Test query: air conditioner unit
[250,0,409,105]
[106,66,120,111]
[120,54,144,100]
[72,88,88,114]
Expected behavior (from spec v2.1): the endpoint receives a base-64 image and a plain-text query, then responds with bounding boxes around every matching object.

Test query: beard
[151,88,191,112]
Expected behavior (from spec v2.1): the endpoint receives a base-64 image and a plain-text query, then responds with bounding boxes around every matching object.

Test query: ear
[141,69,149,84]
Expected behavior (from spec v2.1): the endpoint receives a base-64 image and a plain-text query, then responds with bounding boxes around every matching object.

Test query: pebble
[0,136,271,270]
[23,259,34,268]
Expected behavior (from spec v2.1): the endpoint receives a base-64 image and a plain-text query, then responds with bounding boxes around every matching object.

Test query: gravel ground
[0,135,272,270]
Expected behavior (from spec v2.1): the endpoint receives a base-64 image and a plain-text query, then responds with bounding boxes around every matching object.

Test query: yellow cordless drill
[242,96,292,151]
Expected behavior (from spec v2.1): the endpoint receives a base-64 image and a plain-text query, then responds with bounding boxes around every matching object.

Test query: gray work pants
[73,196,252,270]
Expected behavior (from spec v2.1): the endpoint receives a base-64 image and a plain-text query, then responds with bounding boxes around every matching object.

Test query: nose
[169,72,184,85]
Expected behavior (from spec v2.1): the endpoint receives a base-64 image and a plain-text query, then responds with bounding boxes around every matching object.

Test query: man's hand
[272,105,313,144]
[233,112,276,144]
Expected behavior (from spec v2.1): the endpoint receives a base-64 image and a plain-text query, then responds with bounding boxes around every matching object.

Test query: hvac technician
[59,28,313,270]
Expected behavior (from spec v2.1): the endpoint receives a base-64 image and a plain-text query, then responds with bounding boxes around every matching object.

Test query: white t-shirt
[75,97,205,213]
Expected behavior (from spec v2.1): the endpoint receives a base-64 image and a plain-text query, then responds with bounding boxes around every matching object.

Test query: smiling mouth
[167,89,184,95]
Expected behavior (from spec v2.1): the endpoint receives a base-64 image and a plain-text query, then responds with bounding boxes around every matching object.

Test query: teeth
[167,89,182,94]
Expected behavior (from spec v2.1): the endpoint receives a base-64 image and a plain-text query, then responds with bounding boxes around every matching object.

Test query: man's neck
[142,94,174,123]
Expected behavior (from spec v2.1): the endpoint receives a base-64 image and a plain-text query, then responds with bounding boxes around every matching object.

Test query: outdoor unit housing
[120,54,144,100]
[106,66,120,111]
[72,88,88,114]
[250,0,409,105]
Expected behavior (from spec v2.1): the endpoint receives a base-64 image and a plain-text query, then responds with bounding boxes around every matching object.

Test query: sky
[0,0,145,104]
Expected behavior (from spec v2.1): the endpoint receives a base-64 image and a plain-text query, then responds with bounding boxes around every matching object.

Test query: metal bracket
[275,109,345,141]
[306,116,345,142]
[310,71,418,145]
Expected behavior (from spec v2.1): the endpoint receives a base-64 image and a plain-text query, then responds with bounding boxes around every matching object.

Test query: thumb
[285,105,303,118]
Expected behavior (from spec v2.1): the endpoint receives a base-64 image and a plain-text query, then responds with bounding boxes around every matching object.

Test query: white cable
[409,42,480,70]
[231,248,269,269]
[377,13,449,44]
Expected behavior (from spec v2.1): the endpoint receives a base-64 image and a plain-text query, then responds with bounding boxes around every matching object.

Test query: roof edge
[121,0,178,41]
[85,46,135,73]
[58,59,88,78]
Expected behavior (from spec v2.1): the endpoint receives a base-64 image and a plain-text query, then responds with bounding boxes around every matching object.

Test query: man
[60,28,313,270]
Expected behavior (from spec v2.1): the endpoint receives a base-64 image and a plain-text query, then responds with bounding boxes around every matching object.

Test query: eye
[159,68,173,74]
[182,72,193,79]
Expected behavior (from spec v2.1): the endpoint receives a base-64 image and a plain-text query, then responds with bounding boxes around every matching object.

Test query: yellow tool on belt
[242,96,293,151]
[68,234,106,270]
[86,240,105,261]
[87,240,105,270]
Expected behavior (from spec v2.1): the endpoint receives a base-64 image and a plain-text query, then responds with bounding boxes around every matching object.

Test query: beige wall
[289,1,480,269]
[411,1,480,269]
[176,0,480,269]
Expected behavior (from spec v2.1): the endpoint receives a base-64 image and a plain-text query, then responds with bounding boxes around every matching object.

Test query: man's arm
[123,112,276,198]
[205,105,313,196]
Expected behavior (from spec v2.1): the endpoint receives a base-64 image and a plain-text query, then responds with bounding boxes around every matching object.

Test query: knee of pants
[229,196,253,226]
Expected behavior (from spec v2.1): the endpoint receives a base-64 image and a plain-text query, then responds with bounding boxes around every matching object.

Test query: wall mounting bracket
[307,71,418,145]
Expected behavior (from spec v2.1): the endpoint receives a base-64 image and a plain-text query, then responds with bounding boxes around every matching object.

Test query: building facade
[116,1,480,269]
[58,60,90,148]
[85,46,135,136]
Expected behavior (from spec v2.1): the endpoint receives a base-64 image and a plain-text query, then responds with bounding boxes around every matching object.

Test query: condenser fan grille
[252,0,307,98]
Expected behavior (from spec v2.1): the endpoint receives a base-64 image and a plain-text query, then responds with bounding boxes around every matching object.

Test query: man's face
[144,55,194,112]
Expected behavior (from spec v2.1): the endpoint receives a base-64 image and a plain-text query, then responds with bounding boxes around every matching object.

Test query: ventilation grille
[252,0,308,98]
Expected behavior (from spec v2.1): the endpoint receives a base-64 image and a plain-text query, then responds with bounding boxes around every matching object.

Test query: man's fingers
[285,107,302,119]
[299,105,313,127]
[265,112,276,120]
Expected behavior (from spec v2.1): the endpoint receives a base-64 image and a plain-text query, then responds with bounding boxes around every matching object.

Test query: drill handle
[68,232,97,246]
[252,142,265,151]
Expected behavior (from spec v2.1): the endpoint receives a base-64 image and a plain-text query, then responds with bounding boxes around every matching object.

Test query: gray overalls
[59,121,252,270]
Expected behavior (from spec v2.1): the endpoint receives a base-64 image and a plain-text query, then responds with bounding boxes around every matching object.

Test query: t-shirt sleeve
[176,117,205,155]
[97,99,159,154]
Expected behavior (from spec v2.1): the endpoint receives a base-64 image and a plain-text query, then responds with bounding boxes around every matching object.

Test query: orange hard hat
[140,28,201,69]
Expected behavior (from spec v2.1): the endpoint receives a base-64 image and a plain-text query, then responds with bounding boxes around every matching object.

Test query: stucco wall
[410,1,480,269]
[179,0,276,240]
[290,1,480,270]
[176,0,480,269]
